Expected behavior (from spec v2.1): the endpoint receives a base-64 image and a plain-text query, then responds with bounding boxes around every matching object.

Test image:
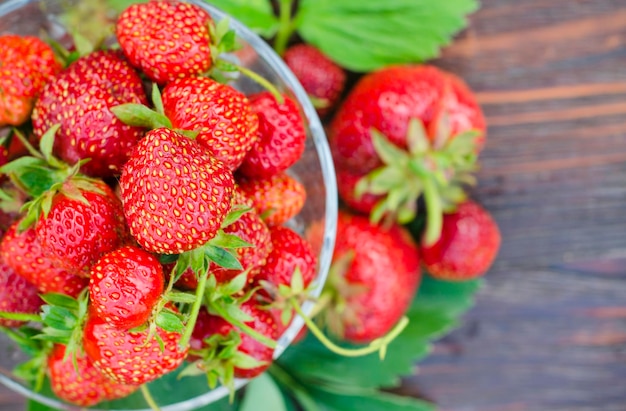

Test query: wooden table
[2,0,626,410]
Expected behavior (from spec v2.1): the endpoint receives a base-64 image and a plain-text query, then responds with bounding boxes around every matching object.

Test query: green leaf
[166,291,198,304]
[205,0,279,37]
[296,0,478,72]
[370,129,409,166]
[309,387,435,411]
[39,124,60,164]
[220,271,249,296]
[205,245,243,270]
[221,204,251,228]
[110,103,172,129]
[151,83,165,115]
[40,293,79,311]
[106,0,148,13]
[156,310,185,333]
[212,231,253,249]
[240,374,288,411]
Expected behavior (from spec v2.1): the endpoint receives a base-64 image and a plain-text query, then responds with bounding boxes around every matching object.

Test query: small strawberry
[31,50,148,177]
[322,211,421,344]
[83,311,188,385]
[236,171,306,227]
[48,344,138,407]
[0,257,43,328]
[162,76,259,170]
[255,225,317,303]
[283,43,346,117]
[420,200,501,280]
[120,127,235,255]
[116,0,213,84]
[0,34,61,126]
[0,221,88,297]
[89,245,165,330]
[190,300,278,386]
[238,92,307,178]
[34,179,129,278]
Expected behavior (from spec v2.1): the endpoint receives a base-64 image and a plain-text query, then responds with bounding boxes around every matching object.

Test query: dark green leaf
[205,245,243,270]
[308,386,435,411]
[296,0,479,72]
[205,0,279,37]
[240,373,288,411]
[40,306,77,331]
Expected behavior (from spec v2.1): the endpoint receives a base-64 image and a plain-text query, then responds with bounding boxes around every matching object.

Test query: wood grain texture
[404,0,626,410]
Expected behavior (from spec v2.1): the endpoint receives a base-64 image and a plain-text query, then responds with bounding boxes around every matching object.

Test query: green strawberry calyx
[355,116,480,246]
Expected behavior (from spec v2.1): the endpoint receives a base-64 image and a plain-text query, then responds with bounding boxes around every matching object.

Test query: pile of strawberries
[0,0,324,406]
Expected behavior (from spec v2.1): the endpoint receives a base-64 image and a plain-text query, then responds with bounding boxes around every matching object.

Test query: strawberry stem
[140,384,161,411]
[422,177,443,246]
[0,311,42,323]
[232,64,284,104]
[289,298,409,358]
[178,268,210,350]
[273,0,297,56]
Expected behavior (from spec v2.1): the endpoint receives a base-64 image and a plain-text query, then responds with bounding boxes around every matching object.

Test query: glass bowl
[0,0,337,409]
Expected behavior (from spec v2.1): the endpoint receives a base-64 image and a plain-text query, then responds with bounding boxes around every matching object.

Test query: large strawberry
[116,0,213,84]
[34,179,129,278]
[31,50,148,177]
[283,43,346,117]
[322,211,421,343]
[83,311,188,385]
[48,344,138,407]
[420,199,501,280]
[329,65,486,243]
[162,77,259,170]
[0,34,61,126]
[236,171,306,227]
[0,221,88,298]
[0,257,43,328]
[89,245,165,329]
[120,127,234,254]
[238,92,307,178]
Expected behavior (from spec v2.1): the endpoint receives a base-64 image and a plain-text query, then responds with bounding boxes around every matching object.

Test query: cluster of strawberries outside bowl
[0,0,339,409]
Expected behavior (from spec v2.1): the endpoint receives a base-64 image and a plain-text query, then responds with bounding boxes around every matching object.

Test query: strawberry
[120,127,235,254]
[83,310,188,385]
[335,166,381,215]
[322,211,421,343]
[190,300,278,383]
[420,199,501,280]
[0,221,88,298]
[238,92,307,178]
[89,245,165,329]
[236,171,306,227]
[35,180,129,278]
[0,34,61,126]
[31,50,148,177]
[162,77,259,170]
[47,344,138,407]
[0,257,43,328]
[329,65,486,242]
[116,0,213,84]
[255,225,317,302]
[283,43,346,117]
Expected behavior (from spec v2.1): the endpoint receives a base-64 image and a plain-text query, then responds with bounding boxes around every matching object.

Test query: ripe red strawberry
[120,128,235,254]
[89,245,164,329]
[236,171,306,227]
[190,300,278,380]
[116,0,213,84]
[0,257,43,328]
[283,43,346,117]
[83,311,188,385]
[48,344,138,407]
[255,225,317,300]
[0,34,61,126]
[162,77,259,170]
[330,64,484,174]
[35,180,129,278]
[420,200,501,280]
[0,221,88,297]
[238,92,307,178]
[323,211,421,343]
[31,50,148,177]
